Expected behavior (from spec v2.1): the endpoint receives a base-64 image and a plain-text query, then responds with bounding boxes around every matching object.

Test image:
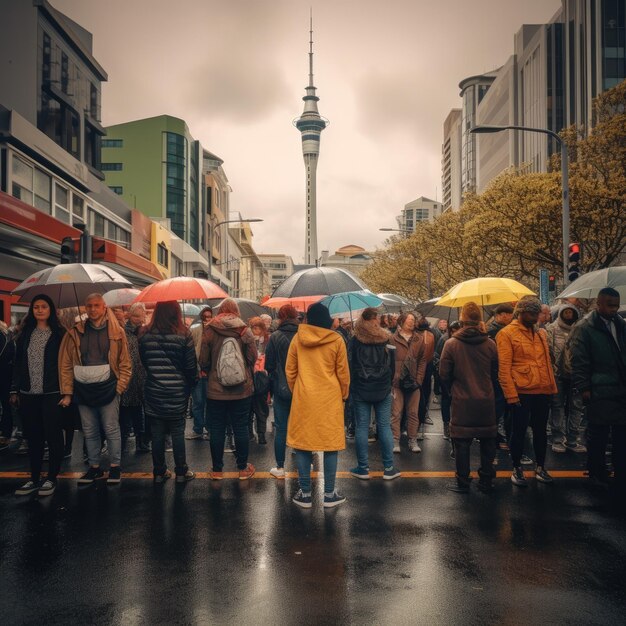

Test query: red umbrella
[134,277,228,303]
[263,295,324,313]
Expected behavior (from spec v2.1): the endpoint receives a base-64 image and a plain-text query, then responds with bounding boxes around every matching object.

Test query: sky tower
[293,14,328,265]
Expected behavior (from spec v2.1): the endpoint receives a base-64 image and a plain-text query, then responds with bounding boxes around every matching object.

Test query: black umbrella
[377,293,414,313]
[272,267,367,298]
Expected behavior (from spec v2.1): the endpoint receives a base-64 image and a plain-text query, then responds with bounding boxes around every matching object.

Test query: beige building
[320,245,373,278]
[228,219,270,301]
[397,197,443,231]
[258,254,295,292]
[441,109,463,212]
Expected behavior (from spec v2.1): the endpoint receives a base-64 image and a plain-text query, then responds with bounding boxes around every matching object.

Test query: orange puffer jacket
[496,319,557,403]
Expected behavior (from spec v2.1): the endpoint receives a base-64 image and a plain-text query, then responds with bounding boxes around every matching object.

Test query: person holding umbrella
[59,293,132,485]
[11,295,66,496]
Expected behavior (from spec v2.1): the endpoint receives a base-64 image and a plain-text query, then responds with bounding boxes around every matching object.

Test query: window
[85,122,100,170]
[101,163,123,171]
[11,156,34,205]
[109,186,123,195]
[72,194,84,221]
[61,52,69,94]
[34,169,51,213]
[117,228,130,248]
[54,183,70,223]
[157,243,169,268]
[94,213,105,237]
[102,139,123,148]
[107,220,116,240]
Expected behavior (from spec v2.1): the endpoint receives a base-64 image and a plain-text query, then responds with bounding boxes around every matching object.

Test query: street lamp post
[470,124,570,283]
[208,218,263,284]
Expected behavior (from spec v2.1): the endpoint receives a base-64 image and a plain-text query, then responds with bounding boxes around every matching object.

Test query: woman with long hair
[10,294,66,496]
[248,316,270,443]
[200,298,257,480]
[139,301,197,483]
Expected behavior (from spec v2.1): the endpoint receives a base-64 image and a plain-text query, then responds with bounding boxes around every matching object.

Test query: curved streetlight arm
[470,125,569,283]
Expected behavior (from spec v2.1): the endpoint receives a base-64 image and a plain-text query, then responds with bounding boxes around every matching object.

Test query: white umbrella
[13,263,132,308]
[103,288,141,307]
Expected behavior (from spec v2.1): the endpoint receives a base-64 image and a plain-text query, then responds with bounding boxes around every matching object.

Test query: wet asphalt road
[1,408,626,626]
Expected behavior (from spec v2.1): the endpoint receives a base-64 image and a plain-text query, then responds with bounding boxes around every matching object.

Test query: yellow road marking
[0,470,589,480]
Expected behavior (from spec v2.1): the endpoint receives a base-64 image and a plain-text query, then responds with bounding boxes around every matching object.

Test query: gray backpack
[216,336,247,387]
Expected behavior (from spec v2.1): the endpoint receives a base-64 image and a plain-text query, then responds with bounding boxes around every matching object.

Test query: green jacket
[569,311,626,425]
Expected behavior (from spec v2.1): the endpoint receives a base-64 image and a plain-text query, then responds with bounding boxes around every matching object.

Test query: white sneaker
[38,480,56,496]
[408,438,421,453]
[393,439,400,453]
[15,480,38,496]
[269,467,285,479]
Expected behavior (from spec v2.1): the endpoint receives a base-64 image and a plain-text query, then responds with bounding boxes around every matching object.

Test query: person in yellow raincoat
[286,302,350,508]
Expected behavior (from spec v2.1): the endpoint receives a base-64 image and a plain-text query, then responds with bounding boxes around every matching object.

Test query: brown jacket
[496,319,558,403]
[199,314,257,401]
[439,327,498,439]
[416,328,435,363]
[389,330,426,388]
[59,311,132,396]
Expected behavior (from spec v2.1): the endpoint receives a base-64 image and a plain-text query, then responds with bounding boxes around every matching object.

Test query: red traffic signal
[548,275,556,291]
[568,242,581,282]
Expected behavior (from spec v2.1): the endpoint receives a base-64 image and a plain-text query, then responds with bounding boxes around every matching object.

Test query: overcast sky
[55,0,561,262]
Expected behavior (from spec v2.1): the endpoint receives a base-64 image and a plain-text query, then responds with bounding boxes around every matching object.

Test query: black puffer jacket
[266,320,299,400]
[139,330,198,418]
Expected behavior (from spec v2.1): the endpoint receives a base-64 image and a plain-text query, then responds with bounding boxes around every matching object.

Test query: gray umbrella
[272,267,366,297]
[206,298,272,323]
[556,266,626,301]
[378,293,414,313]
[13,263,132,308]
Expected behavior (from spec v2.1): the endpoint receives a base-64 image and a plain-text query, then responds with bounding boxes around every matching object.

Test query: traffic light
[568,243,581,282]
[60,237,76,264]
[548,275,556,292]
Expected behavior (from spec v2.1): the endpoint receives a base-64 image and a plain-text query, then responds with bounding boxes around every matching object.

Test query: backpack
[354,341,391,388]
[216,336,247,387]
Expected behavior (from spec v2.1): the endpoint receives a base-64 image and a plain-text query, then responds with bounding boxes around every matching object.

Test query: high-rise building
[293,16,328,265]
[441,109,462,212]
[258,254,295,292]
[446,0,626,200]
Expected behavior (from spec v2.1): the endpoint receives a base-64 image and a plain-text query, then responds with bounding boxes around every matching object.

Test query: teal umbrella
[319,290,383,320]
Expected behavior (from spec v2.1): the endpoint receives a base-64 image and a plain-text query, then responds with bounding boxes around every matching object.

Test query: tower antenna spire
[309,8,314,87]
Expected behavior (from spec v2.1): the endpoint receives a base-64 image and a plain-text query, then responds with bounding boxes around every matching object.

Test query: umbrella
[271,267,367,298]
[206,297,271,322]
[556,266,626,301]
[13,263,132,308]
[319,290,383,319]
[377,293,414,313]
[134,276,228,303]
[102,288,141,307]
[263,295,324,313]
[180,303,201,317]
[437,277,535,308]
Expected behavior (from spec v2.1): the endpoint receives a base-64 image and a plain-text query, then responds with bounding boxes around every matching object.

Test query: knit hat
[460,302,482,324]
[306,302,333,329]
[514,297,542,316]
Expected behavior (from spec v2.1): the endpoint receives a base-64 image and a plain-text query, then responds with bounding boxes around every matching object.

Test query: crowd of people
[0,285,624,508]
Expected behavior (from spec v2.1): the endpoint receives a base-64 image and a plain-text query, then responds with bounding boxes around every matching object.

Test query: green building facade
[102,115,202,252]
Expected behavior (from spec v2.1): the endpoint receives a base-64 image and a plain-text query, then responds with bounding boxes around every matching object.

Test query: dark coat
[139,330,198,418]
[347,319,395,403]
[11,326,64,394]
[569,311,626,426]
[389,330,426,388]
[121,321,146,407]
[265,320,299,400]
[439,326,498,439]
[0,329,15,394]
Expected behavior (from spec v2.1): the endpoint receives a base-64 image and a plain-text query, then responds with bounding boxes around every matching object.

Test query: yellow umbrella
[437,277,536,308]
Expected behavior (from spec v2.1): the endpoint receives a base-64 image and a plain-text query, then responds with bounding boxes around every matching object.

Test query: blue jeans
[353,395,393,470]
[191,378,208,435]
[273,395,291,468]
[295,450,338,494]
[208,397,252,471]
[78,395,122,466]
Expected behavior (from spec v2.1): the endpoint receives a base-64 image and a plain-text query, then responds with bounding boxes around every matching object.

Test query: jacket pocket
[512,365,532,389]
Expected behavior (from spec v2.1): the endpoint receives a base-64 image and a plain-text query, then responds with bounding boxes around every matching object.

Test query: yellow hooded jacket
[286,324,350,452]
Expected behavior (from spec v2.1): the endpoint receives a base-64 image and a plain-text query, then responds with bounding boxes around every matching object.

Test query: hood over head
[453,325,489,344]
[210,313,247,336]
[298,323,341,347]
[557,303,579,327]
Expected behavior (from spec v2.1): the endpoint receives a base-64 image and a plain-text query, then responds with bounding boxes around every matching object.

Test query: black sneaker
[38,479,56,496]
[446,482,469,494]
[107,466,122,484]
[346,428,355,440]
[323,491,347,508]
[78,467,104,484]
[15,480,39,496]
[511,467,527,487]
[535,467,553,484]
